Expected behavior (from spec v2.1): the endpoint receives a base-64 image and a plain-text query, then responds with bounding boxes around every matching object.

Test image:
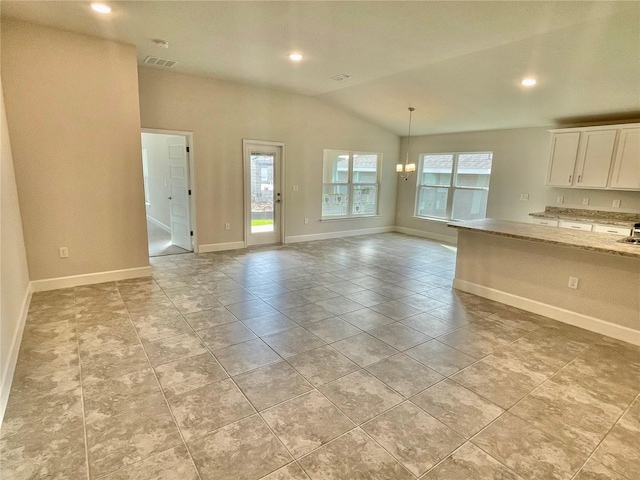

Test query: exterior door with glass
[243,140,283,246]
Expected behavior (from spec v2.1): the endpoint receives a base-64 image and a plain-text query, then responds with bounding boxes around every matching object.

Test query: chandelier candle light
[397,107,416,180]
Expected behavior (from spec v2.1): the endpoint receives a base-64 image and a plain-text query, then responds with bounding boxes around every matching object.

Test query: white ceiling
[2,1,639,135]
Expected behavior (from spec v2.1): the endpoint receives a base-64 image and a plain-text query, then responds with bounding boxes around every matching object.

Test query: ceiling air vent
[330,73,353,81]
[143,56,177,68]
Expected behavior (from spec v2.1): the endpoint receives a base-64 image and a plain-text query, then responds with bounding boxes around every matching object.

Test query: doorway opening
[243,139,285,247]
[141,131,195,257]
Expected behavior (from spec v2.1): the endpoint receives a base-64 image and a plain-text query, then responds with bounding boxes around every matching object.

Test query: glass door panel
[250,153,275,234]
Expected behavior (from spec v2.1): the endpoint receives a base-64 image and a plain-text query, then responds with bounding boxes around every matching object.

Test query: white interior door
[244,140,283,246]
[168,142,192,250]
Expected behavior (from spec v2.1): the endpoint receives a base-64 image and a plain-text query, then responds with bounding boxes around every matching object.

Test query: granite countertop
[529,207,640,227]
[449,218,640,258]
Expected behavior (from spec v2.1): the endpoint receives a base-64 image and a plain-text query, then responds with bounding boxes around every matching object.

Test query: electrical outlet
[59,247,69,258]
[582,198,590,206]
[304,218,309,225]
[568,276,579,289]
[520,193,529,201]
[224,223,230,231]
[557,196,564,204]
[293,185,299,192]
[613,199,621,208]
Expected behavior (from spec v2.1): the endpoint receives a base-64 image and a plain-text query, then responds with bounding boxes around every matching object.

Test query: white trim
[146,215,171,233]
[243,139,286,247]
[394,226,458,245]
[453,278,640,346]
[141,128,198,253]
[31,267,152,292]
[285,226,394,244]
[1,283,33,422]
[199,241,246,253]
[320,215,381,222]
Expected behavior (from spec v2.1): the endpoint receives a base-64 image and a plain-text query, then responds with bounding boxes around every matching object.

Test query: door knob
[276,199,281,203]
[168,196,172,200]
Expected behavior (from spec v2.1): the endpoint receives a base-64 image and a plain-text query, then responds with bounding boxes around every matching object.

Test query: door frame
[141,128,198,253]
[242,139,286,248]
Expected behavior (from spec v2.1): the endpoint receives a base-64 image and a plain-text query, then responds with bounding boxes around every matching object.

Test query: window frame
[414,151,493,221]
[321,149,382,220]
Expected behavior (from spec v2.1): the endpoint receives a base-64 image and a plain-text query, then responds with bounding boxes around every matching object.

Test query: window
[322,149,381,218]
[415,152,492,220]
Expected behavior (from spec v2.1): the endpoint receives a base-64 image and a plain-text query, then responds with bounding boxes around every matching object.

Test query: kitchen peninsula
[449,219,640,345]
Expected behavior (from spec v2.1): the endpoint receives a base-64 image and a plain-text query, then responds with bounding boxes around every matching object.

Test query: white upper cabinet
[609,127,640,190]
[546,132,580,186]
[546,123,640,191]
[573,129,616,188]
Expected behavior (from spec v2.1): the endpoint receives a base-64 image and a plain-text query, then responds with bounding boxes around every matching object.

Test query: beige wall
[1,80,30,418]
[455,230,640,337]
[396,127,640,242]
[138,68,400,247]
[1,19,148,280]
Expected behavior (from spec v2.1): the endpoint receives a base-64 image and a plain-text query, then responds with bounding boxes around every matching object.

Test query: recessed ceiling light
[91,3,112,14]
[289,53,303,62]
[521,77,537,87]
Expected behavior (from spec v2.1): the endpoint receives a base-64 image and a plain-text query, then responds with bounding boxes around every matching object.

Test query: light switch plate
[568,276,579,289]
[557,196,564,204]
[520,193,529,201]
[613,199,621,208]
[582,198,590,206]
[293,185,299,192]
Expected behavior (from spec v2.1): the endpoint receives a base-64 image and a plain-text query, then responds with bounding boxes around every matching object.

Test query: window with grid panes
[415,152,492,220]
[322,150,381,219]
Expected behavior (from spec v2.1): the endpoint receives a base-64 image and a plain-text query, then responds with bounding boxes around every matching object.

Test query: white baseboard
[0,283,33,423]
[31,266,152,292]
[394,226,457,245]
[146,215,171,233]
[200,227,448,251]
[453,278,640,346]
[199,241,246,253]
[285,226,395,244]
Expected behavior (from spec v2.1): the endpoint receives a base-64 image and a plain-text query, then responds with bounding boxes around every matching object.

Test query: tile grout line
[18,238,638,476]
[272,362,437,478]
[118,283,205,480]
[356,420,420,479]
[153,264,436,479]
[569,392,639,480]
[405,317,597,478]
[457,335,620,480]
[182,309,304,480]
[148,246,482,479]
[150,276,306,478]
[73,292,92,480]
[565,373,640,479]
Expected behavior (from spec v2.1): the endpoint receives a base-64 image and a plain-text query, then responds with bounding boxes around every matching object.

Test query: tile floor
[1,233,638,480]
[147,219,191,257]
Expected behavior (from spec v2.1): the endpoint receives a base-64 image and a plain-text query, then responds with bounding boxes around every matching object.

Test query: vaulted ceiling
[2,1,639,135]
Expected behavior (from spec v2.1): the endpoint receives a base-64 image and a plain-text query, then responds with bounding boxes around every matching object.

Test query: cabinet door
[609,128,640,190]
[531,218,559,226]
[546,132,580,186]
[593,224,630,235]
[558,221,593,231]
[574,129,616,188]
